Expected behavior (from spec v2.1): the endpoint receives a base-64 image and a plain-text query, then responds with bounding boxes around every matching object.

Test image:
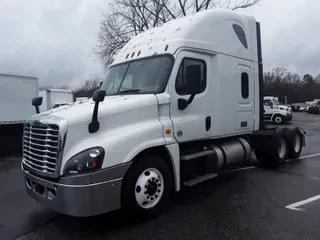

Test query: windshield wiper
[119,89,141,94]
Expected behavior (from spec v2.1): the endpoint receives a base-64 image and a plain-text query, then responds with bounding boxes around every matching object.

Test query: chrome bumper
[22,163,131,217]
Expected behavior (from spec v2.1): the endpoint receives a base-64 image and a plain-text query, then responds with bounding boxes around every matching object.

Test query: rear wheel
[255,134,288,168]
[287,130,303,159]
[121,155,173,219]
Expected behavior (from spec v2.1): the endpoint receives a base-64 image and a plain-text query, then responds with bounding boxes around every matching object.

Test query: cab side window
[176,58,206,95]
[264,100,273,107]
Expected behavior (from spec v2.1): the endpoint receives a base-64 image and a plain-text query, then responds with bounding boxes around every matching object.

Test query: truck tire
[255,133,288,168]
[287,130,303,159]
[121,155,173,219]
[273,114,283,124]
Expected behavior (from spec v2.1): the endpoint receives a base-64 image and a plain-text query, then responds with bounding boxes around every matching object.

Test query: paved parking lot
[1,112,320,240]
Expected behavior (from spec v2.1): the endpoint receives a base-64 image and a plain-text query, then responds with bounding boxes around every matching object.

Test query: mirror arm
[88,102,101,133]
[35,106,40,114]
[187,94,195,105]
[178,94,196,111]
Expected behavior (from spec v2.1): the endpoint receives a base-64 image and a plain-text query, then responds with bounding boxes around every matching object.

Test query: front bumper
[283,114,293,122]
[22,162,131,217]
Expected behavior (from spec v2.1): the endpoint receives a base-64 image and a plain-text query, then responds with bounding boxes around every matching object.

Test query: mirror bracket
[178,94,195,110]
[89,90,106,133]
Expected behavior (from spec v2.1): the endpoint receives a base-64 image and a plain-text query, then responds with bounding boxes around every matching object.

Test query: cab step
[181,150,215,161]
[183,173,218,187]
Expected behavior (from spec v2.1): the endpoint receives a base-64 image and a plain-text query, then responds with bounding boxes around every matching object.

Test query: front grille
[23,122,60,174]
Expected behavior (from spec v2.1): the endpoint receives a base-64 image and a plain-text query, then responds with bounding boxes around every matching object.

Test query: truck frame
[21,9,305,218]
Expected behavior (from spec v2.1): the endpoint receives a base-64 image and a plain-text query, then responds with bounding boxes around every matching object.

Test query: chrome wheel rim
[135,168,164,209]
[294,134,301,153]
[278,138,286,159]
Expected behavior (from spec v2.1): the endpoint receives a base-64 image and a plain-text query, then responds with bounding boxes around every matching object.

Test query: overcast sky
[0,0,319,87]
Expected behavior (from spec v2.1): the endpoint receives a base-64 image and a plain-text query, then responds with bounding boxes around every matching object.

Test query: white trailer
[0,73,38,156]
[22,9,306,218]
[39,89,74,112]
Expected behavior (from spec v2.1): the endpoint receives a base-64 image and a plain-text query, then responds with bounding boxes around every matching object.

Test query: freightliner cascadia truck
[22,9,305,218]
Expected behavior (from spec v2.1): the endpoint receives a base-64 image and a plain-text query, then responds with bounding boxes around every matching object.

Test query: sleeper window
[233,24,248,49]
[241,72,249,99]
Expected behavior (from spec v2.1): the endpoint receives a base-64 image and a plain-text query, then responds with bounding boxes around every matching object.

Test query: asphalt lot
[1,112,320,240]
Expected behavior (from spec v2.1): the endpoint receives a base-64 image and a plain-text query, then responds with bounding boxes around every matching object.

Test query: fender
[165,143,180,191]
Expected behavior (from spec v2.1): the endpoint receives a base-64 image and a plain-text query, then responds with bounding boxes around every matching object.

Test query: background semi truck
[22,9,305,219]
[0,73,38,157]
[263,96,292,124]
[38,89,74,112]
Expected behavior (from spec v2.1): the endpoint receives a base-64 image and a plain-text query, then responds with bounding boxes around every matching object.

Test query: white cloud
[0,0,107,87]
[239,0,320,76]
[0,0,319,88]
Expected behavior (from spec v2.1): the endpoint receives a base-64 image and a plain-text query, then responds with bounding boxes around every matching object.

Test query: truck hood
[37,94,159,125]
[276,105,290,111]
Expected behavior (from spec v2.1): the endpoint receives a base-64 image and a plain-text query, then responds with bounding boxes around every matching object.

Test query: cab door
[169,51,211,143]
[263,99,274,121]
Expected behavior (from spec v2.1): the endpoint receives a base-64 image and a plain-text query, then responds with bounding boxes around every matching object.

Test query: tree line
[264,67,320,104]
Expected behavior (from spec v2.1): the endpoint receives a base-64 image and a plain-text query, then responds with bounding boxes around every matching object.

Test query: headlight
[63,147,105,176]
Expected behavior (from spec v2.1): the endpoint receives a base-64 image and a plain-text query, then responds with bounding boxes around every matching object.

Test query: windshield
[101,55,174,95]
[273,99,280,105]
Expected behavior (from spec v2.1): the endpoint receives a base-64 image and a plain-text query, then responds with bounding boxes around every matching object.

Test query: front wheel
[121,155,173,219]
[273,114,284,124]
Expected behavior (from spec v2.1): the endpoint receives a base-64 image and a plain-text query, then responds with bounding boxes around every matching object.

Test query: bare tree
[93,0,261,68]
[74,78,102,98]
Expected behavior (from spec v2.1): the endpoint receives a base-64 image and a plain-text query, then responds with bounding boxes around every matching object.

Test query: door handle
[205,116,211,131]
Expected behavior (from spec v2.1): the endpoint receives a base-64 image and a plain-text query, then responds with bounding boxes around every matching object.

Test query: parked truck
[0,73,38,157]
[263,96,292,124]
[22,9,306,218]
[38,89,74,112]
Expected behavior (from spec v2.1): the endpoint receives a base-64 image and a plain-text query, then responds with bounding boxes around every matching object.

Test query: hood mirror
[89,90,106,133]
[32,97,43,114]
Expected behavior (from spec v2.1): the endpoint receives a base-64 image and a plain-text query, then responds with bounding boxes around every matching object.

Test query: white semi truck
[0,73,38,157]
[263,96,292,124]
[39,89,74,112]
[22,9,305,218]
